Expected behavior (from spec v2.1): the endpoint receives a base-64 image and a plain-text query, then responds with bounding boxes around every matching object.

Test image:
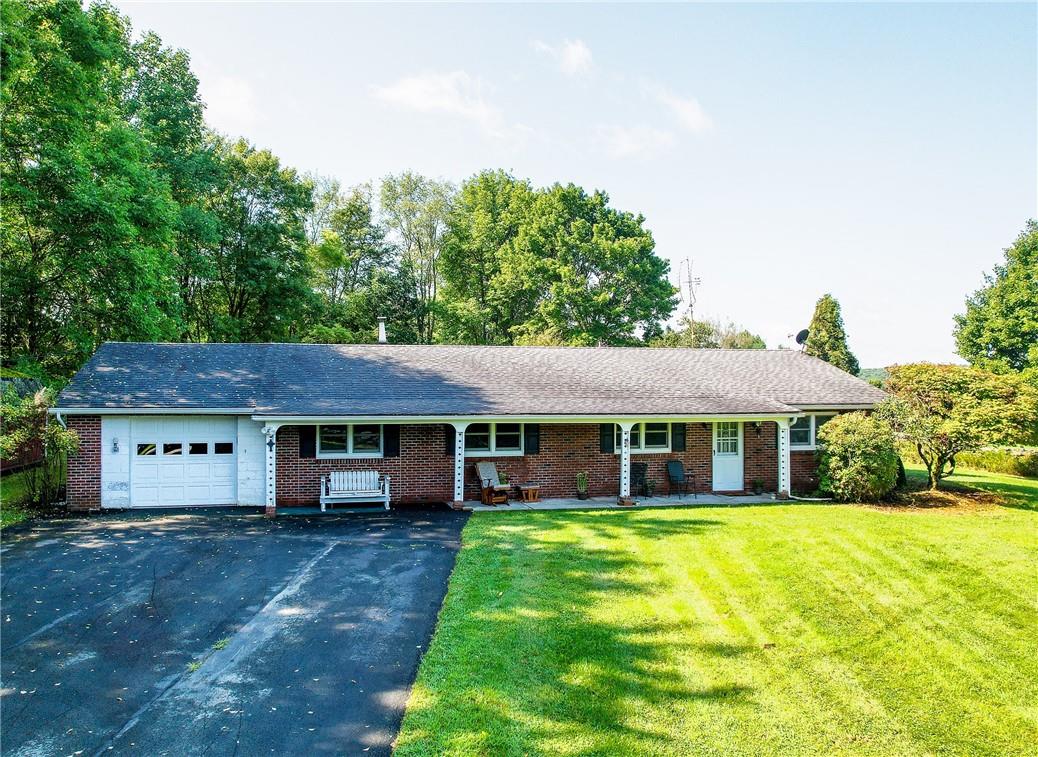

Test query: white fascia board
[251,412,804,424]
[49,407,255,415]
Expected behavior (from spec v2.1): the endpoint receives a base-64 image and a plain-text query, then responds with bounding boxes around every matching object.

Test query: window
[214,442,234,455]
[715,422,739,455]
[789,414,837,449]
[615,423,670,454]
[189,442,208,455]
[464,423,525,456]
[136,443,156,456]
[163,443,182,455]
[317,425,383,457]
[789,417,812,447]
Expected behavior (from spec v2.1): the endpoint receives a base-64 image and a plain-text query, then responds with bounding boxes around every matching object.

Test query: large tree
[438,170,536,344]
[954,220,1038,375]
[190,138,314,341]
[1,0,181,377]
[379,172,454,343]
[878,363,1038,489]
[305,182,420,344]
[513,184,677,345]
[805,294,859,374]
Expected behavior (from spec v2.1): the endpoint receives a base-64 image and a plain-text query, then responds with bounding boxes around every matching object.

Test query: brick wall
[791,451,820,493]
[66,415,101,511]
[273,421,804,506]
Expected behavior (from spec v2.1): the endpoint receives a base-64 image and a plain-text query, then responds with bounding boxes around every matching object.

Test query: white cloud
[644,82,712,133]
[373,71,522,139]
[532,38,593,76]
[595,124,676,159]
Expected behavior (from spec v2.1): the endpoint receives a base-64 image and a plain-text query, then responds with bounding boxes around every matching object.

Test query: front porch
[466,491,779,512]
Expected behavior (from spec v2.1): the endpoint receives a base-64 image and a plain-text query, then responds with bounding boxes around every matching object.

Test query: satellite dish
[795,329,809,346]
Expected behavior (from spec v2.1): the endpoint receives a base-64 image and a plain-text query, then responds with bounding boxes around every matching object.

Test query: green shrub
[817,412,899,502]
[953,448,1038,478]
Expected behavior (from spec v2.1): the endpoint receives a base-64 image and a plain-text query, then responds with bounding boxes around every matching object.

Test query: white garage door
[130,417,237,507]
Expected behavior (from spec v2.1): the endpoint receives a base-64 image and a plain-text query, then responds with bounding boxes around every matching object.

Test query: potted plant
[751,478,764,495]
[644,478,657,497]
[576,471,590,500]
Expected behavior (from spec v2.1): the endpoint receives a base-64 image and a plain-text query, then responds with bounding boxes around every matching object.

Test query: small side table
[515,484,540,503]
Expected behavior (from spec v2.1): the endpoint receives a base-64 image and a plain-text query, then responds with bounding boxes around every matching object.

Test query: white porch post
[618,421,634,500]
[262,424,281,517]
[777,418,791,499]
[451,422,469,509]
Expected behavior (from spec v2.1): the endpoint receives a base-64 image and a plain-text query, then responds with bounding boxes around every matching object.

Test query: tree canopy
[878,363,1038,489]
[954,220,1038,375]
[805,294,860,375]
[651,316,766,349]
[1,0,750,384]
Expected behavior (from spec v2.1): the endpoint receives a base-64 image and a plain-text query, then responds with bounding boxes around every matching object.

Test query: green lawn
[0,470,32,529]
[397,487,1037,754]
[905,462,1037,511]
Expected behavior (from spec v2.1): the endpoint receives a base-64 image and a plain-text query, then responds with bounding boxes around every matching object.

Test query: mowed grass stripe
[396,501,1038,756]
[695,521,916,755]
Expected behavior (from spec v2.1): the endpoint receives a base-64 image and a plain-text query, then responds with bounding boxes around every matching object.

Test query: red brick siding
[791,451,820,493]
[275,424,453,506]
[273,422,808,505]
[66,415,101,511]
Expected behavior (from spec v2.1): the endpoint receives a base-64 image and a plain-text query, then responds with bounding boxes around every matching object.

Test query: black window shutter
[599,423,615,453]
[383,425,400,457]
[299,426,317,458]
[671,423,686,452]
[524,424,540,455]
[444,424,456,456]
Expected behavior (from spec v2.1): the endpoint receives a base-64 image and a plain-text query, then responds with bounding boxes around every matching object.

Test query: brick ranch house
[53,342,886,514]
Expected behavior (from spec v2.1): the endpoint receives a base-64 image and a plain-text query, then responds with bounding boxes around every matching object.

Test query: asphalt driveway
[0,508,467,756]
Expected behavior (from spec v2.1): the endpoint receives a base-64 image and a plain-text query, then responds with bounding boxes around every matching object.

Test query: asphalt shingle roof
[56,342,887,417]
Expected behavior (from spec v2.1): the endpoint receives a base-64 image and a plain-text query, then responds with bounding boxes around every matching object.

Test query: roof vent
[377,317,388,344]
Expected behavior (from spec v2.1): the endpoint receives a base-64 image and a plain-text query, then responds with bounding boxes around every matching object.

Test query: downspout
[54,410,67,428]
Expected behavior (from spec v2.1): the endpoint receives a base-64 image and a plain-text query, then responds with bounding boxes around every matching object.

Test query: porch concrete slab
[467,493,777,512]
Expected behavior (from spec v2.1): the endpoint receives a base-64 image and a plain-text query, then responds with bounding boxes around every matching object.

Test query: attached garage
[127,417,238,507]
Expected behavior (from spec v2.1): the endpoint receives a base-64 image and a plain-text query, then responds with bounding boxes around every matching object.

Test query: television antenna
[677,258,701,323]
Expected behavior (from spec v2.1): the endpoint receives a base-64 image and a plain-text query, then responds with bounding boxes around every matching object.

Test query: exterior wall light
[112,437,120,453]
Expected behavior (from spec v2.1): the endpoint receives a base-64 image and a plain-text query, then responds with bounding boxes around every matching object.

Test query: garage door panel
[133,486,160,506]
[160,464,185,481]
[129,416,238,508]
[185,462,211,480]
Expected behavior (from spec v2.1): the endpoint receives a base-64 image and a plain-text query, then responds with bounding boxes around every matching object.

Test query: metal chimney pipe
[377,317,387,344]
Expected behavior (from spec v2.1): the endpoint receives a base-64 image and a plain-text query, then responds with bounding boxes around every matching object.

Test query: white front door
[129,417,238,507]
[712,421,744,491]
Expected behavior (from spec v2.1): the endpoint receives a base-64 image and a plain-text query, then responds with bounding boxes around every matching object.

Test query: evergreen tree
[805,294,860,374]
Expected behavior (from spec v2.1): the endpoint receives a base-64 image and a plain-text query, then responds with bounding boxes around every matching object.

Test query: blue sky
[118,1,1036,367]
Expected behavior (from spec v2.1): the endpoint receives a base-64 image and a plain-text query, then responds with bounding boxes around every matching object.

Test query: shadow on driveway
[1,508,467,756]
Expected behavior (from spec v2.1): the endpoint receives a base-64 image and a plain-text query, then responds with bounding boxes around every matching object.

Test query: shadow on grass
[400,511,754,754]
[904,467,1037,512]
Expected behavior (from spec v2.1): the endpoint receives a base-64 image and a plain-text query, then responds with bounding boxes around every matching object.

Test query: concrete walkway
[467,492,778,512]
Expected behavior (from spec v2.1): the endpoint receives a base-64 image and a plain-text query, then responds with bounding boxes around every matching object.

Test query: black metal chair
[667,460,696,499]
[631,462,649,497]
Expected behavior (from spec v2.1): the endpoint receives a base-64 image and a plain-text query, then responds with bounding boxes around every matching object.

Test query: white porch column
[618,421,634,500]
[262,424,281,517]
[451,422,469,509]
[777,418,791,499]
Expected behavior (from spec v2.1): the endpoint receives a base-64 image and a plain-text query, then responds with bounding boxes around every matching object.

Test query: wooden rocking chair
[476,461,510,505]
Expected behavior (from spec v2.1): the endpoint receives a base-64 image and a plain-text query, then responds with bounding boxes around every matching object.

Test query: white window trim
[614,422,672,455]
[317,423,384,459]
[789,414,836,451]
[463,422,525,457]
